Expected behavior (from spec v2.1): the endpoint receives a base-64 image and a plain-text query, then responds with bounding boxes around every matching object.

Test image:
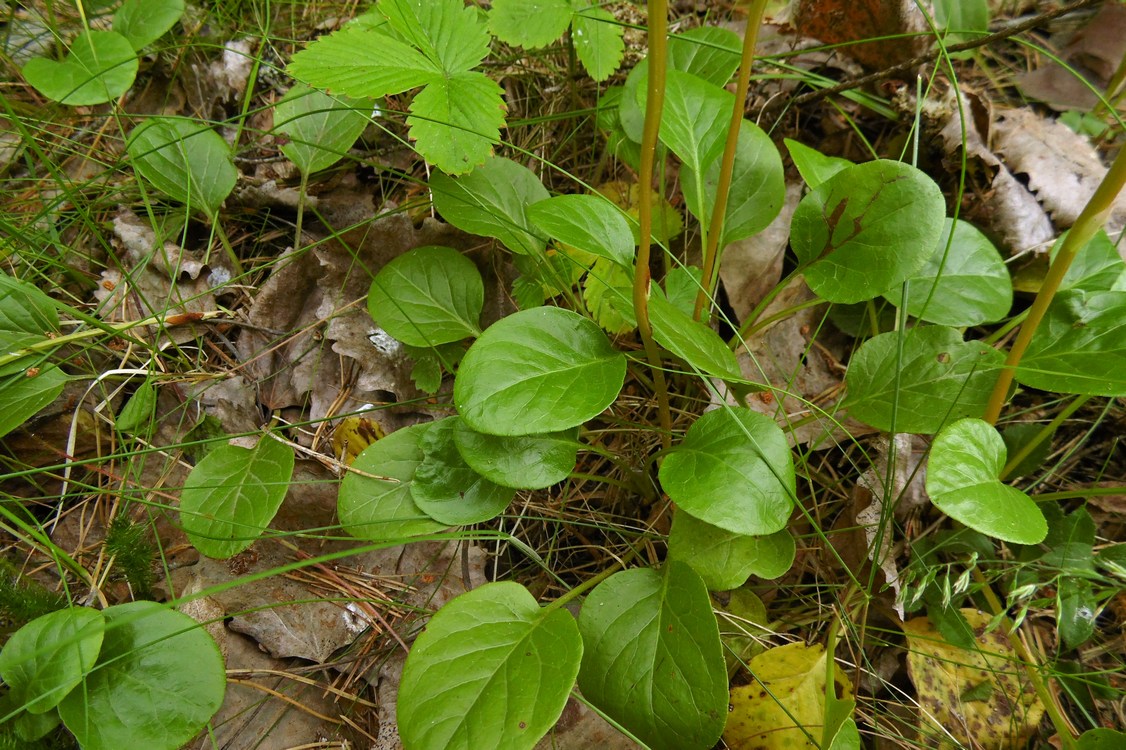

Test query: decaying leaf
[903,609,1045,749]
[725,642,853,749]
[789,0,931,69]
[719,182,800,322]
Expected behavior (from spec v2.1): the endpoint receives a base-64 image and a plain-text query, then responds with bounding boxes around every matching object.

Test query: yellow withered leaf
[724,642,853,749]
[903,609,1045,749]
[331,415,384,466]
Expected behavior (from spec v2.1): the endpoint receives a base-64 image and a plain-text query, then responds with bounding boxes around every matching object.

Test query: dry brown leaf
[789,0,931,69]
[719,182,800,322]
[903,609,1045,749]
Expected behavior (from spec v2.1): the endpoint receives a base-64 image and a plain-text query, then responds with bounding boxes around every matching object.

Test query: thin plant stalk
[983,141,1126,423]
[693,0,769,321]
[635,0,672,449]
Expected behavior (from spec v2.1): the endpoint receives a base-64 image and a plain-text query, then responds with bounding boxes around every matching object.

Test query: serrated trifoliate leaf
[791,160,945,303]
[58,602,224,750]
[584,257,636,334]
[926,419,1047,544]
[399,582,582,750]
[659,408,795,536]
[274,83,371,176]
[380,0,490,74]
[649,291,741,380]
[784,139,852,189]
[844,326,1004,434]
[1016,290,1126,396]
[408,71,505,174]
[578,562,727,750]
[22,30,137,105]
[453,419,578,489]
[412,418,514,525]
[883,219,1011,326]
[113,0,184,50]
[455,307,626,436]
[126,117,236,219]
[0,608,104,714]
[667,26,741,87]
[288,25,438,98]
[571,1,624,82]
[1057,230,1126,292]
[0,366,67,440]
[179,433,295,559]
[682,118,785,247]
[367,245,483,347]
[658,69,734,188]
[430,157,549,254]
[527,195,635,268]
[0,273,59,335]
[488,0,572,49]
[338,423,447,541]
[669,511,795,591]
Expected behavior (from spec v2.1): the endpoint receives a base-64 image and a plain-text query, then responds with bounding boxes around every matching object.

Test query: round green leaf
[844,326,1004,434]
[658,69,733,178]
[649,288,741,380]
[667,26,741,88]
[659,408,795,536]
[58,601,225,750]
[668,511,795,591]
[577,562,727,750]
[0,608,104,714]
[0,365,67,440]
[274,83,372,176]
[338,423,447,541]
[455,307,626,436]
[1017,290,1126,396]
[412,417,515,525]
[430,156,549,254]
[926,419,1047,545]
[453,419,578,490]
[22,30,137,105]
[1079,729,1126,749]
[179,433,295,559]
[791,160,945,303]
[398,581,582,750]
[883,219,1012,326]
[682,118,785,248]
[126,116,237,219]
[113,0,184,50]
[784,139,852,190]
[527,194,635,268]
[368,245,484,347]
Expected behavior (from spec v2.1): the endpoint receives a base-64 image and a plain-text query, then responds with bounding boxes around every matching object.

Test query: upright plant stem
[693,0,768,321]
[636,0,672,449]
[983,143,1126,424]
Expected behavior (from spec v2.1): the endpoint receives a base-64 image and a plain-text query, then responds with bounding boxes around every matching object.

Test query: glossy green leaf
[934,0,989,46]
[658,69,733,191]
[127,117,237,219]
[883,219,1012,326]
[453,419,578,489]
[578,561,727,750]
[844,326,1004,434]
[682,118,785,247]
[13,706,60,741]
[1000,422,1053,478]
[113,0,184,50]
[0,273,59,335]
[1057,230,1126,293]
[22,30,137,105]
[288,25,438,98]
[368,245,484,347]
[455,307,626,436]
[1078,728,1126,749]
[584,257,636,334]
[274,83,371,175]
[784,139,852,190]
[179,433,295,559]
[791,160,945,303]
[488,0,572,48]
[338,423,447,541]
[0,608,104,714]
[0,365,67,440]
[408,70,505,174]
[430,156,549,254]
[659,407,795,536]
[664,265,704,317]
[649,290,741,380]
[412,417,515,525]
[571,1,624,82]
[399,582,582,750]
[668,511,795,591]
[58,601,225,750]
[667,26,741,87]
[1017,290,1126,396]
[527,194,634,268]
[115,378,156,434]
[1058,577,1096,649]
[926,419,1047,545]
